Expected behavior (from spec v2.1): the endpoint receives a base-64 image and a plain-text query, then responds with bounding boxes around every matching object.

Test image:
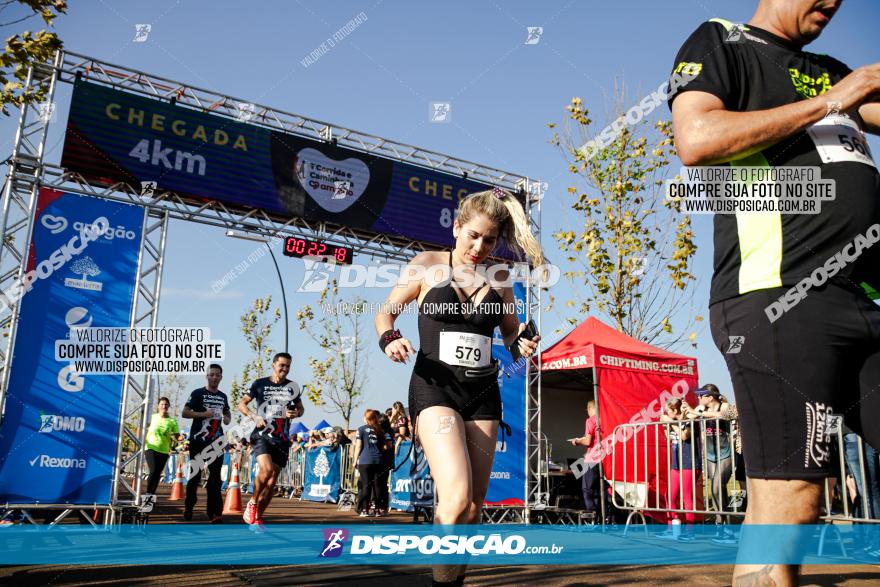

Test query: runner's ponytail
[458,189,544,268]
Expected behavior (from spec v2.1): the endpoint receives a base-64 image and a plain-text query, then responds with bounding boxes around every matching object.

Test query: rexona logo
[38,414,86,433]
[29,455,87,469]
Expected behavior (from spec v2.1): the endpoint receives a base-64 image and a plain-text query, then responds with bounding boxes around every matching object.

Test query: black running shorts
[250,434,291,469]
[710,283,880,479]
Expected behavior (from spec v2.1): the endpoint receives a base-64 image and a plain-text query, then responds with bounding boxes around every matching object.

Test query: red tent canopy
[540,317,694,370]
[537,317,700,515]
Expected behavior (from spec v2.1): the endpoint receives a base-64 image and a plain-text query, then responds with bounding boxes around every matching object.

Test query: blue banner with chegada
[0,189,144,504]
[60,80,510,252]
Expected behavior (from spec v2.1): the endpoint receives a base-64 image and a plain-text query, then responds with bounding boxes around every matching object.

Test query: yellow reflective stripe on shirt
[732,153,784,294]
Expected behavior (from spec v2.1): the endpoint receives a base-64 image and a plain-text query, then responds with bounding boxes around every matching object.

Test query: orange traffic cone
[223,461,243,514]
[169,456,185,501]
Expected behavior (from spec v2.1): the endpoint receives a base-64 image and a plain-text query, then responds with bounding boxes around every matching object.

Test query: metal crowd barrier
[213,441,394,505]
[607,417,880,528]
[339,443,357,492]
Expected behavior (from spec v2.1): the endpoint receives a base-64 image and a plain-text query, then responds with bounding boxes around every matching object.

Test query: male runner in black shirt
[237,352,304,531]
[182,363,231,522]
[670,1,880,584]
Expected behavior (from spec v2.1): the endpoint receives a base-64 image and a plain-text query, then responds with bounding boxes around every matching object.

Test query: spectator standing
[689,384,735,543]
[570,400,599,514]
[144,396,183,498]
[181,364,232,523]
[661,398,701,540]
[377,414,395,517]
[354,409,392,517]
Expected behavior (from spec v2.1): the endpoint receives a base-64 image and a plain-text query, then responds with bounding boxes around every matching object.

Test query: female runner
[375,187,543,586]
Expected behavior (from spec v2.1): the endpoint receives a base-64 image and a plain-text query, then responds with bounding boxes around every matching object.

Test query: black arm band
[379,329,402,352]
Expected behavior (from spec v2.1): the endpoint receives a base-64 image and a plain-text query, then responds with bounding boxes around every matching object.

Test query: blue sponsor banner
[163,454,177,484]
[303,447,340,503]
[389,441,433,512]
[0,525,876,565]
[0,189,144,504]
[61,81,512,252]
[409,443,434,508]
[389,441,414,512]
[486,282,527,505]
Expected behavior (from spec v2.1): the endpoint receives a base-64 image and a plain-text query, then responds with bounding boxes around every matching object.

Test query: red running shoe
[242,500,257,525]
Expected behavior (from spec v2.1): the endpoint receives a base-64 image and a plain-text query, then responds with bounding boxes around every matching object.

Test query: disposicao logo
[319,528,348,558]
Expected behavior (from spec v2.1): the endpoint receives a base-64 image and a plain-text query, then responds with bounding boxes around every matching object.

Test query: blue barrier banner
[389,441,413,512]
[0,525,875,565]
[303,447,340,503]
[61,80,513,252]
[389,441,434,512]
[486,282,527,505]
[0,189,143,504]
[408,443,433,508]
[163,454,177,484]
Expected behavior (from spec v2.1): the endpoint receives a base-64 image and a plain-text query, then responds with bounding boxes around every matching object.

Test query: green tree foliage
[229,296,280,423]
[550,89,701,347]
[296,280,368,429]
[0,0,67,116]
[159,372,191,417]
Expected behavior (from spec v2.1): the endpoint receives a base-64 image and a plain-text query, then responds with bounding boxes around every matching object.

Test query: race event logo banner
[61,80,509,251]
[0,189,144,504]
[303,447,341,503]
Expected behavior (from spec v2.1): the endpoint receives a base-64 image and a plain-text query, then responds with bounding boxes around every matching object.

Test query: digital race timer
[282,237,353,265]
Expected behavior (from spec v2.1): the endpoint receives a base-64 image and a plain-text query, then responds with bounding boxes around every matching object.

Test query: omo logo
[39,414,86,433]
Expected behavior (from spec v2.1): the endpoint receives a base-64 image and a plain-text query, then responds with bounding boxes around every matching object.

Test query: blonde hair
[457,189,544,267]
[390,403,406,424]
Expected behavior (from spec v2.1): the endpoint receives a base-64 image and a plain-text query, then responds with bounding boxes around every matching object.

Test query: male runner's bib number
[439,332,491,368]
[807,115,876,169]
[264,403,285,418]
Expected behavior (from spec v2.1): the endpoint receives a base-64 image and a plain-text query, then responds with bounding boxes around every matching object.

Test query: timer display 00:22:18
[282,237,352,264]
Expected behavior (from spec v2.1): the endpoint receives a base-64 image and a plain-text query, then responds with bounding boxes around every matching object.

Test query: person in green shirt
[145,396,183,495]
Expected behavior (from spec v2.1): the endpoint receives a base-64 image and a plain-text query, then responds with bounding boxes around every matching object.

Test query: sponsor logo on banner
[64,256,103,292]
[319,528,348,558]
[295,148,369,213]
[57,364,85,392]
[71,221,137,242]
[308,449,332,498]
[41,214,68,234]
[66,306,93,329]
[29,455,87,469]
[42,213,138,244]
[39,414,86,433]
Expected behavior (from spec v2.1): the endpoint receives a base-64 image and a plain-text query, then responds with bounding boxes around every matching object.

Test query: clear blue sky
[2,0,878,427]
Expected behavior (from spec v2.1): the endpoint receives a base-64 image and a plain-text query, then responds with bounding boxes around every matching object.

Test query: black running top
[417,251,505,361]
